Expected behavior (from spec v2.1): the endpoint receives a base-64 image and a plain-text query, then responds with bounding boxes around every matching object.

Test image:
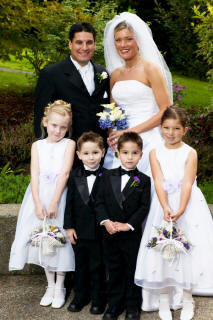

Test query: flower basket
[147,221,191,262]
[29,216,66,257]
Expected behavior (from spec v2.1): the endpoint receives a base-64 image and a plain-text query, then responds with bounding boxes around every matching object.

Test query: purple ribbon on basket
[163,180,182,194]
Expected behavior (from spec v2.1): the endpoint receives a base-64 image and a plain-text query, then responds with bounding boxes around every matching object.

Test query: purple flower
[177,95,182,100]
[173,85,181,92]
[98,173,103,177]
[200,115,204,119]
[195,139,199,144]
[134,176,140,183]
[183,243,190,250]
[182,85,187,89]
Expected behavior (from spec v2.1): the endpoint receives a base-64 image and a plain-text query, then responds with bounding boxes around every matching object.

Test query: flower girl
[135,105,213,320]
[9,100,76,309]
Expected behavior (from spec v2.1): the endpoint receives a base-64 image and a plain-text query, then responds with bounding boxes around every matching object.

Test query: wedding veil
[104,12,173,101]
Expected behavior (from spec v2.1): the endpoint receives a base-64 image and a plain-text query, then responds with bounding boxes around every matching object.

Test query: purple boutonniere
[98,173,103,177]
[130,176,140,187]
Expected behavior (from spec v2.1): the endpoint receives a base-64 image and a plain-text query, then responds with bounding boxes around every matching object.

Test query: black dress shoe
[125,309,140,320]
[102,307,123,320]
[90,304,106,314]
[67,299,90,312]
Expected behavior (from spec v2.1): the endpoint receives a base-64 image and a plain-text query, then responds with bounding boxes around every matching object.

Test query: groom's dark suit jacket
[95,167,151,240]
[34,56,110,142]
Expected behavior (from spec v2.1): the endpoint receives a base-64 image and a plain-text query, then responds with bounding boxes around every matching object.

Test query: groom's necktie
[79,63,94,95]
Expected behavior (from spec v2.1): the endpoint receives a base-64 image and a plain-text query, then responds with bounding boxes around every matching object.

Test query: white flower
[97,71,108,82]
[96,111,108,120]
[101,71,108,79]
[101,102,115,110]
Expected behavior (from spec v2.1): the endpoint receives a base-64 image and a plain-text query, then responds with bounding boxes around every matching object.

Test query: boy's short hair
[77,131,104,151]
[117,132,143,151]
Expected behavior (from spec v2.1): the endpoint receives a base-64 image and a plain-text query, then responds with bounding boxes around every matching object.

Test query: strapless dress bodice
[112,80,159,126]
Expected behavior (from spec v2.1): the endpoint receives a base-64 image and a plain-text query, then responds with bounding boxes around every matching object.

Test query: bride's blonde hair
[41,100,72,138]
[114,21,135,35]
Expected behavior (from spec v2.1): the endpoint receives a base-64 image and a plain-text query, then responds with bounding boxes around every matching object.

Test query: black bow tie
[120,168,137,177]
[84,169,100,177]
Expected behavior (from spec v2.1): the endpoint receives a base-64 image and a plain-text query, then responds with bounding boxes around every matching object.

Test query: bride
[103,12,172,177]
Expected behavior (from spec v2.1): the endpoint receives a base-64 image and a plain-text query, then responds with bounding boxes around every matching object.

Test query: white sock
[159,289,172,320]
[183,290,193,302]
[180,290,194,320]
[55,272,65,289]
[45,269,55,287]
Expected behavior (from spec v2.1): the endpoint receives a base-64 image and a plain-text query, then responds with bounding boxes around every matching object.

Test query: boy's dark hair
[77,131,104,151]
[69,22,96,42]
[117,132,143,151]
[161,104,189,128]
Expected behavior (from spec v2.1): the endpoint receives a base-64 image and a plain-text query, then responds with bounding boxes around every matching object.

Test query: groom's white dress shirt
[70,56,95,95]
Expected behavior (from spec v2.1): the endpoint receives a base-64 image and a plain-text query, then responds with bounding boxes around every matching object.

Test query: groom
[34,22,110,162]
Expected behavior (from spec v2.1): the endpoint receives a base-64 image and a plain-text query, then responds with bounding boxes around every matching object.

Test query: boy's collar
[84,164,100,171]
[121,165,137,171]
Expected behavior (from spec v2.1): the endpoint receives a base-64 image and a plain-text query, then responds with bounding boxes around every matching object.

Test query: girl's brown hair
[161,104,189,128]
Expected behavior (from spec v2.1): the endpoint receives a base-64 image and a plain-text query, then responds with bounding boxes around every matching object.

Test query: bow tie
[84,169,100,177]
[120,168,137,177]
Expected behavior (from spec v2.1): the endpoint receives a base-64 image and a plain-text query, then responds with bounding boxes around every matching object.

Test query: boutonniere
[97,71,108,83]
[98,172,103,177]
[130,176,140,187]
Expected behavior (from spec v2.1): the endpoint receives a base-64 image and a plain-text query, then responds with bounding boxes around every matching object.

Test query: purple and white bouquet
[147,222,191,261]
[96,102,128,130]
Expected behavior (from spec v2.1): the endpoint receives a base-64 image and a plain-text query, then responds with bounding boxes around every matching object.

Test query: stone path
[0,275,213,320]
[0,67,34,75]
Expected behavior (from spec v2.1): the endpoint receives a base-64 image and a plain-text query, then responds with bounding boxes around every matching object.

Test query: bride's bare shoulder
[110,67,124,83]
[143,60,161,75]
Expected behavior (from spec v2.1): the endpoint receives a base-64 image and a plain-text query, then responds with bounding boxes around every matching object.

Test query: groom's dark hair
[69,22,96,41]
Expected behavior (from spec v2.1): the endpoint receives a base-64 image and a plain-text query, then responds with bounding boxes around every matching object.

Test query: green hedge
[0,174,212,204]
[0,174,30,204]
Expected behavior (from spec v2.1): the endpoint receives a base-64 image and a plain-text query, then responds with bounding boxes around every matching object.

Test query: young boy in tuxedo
[95,132,151,320]
[64,131,106,314]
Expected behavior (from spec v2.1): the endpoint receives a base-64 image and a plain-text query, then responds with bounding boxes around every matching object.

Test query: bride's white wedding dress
[103,80,163,176]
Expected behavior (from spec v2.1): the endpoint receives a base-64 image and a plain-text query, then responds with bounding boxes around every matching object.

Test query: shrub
[184,107,213,183]
[0,174,30,203]
[0,117,34,169]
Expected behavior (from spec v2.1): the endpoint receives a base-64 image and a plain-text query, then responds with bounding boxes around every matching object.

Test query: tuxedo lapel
[110,175,123,209]
[61,56,89,94]
[122,177,135,201]
[92,63,105,96]
[74,169,90,205]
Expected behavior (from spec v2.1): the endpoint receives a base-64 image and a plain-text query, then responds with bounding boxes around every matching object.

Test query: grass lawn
[0,71,35,95]
[0,54,34,72]
[172,73,213,108]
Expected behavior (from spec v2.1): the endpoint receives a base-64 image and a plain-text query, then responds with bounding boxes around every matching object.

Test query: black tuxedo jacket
[95,167,151,240]
[64,166,106,240]
[34,56,110,141]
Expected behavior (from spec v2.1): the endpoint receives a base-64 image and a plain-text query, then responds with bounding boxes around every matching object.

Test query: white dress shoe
[159,310,173,320]
[180,300,194,320]
[40,286,55,306]
[51,287,66,309]
[159,295,173,320]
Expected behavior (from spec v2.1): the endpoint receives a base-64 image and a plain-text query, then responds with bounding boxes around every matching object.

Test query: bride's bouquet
[147,221,191,261]
[96,102,128,130]
[28,217,66,256]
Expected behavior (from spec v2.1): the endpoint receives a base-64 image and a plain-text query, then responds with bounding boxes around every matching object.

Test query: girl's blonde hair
[41,100,72,138]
